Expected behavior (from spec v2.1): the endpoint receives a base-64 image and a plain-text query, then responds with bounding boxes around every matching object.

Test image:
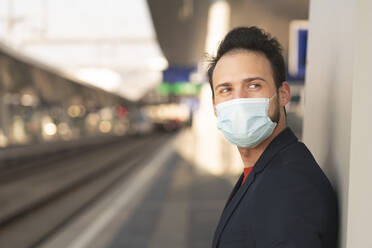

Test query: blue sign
[162,66,196,83]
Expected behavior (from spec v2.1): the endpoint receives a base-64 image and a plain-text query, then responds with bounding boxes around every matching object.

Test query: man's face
[212,50,280,122]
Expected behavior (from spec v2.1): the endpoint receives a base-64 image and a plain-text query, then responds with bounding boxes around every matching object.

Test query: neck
[238,115,286,168]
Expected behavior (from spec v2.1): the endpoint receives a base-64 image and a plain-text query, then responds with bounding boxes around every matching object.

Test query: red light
[116,106,128,118]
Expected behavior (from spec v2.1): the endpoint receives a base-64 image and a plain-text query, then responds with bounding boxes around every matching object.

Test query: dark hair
[207,26,286,97]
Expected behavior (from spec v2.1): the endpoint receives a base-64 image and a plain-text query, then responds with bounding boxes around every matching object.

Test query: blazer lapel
[212,166,257,247]
[222,173,244,211]
[212,128,298,248]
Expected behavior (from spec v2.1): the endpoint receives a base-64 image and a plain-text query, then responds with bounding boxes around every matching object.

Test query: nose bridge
[235,83,248,98]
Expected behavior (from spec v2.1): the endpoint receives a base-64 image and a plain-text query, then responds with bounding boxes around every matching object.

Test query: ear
[278,82,291,107]
[212,97,217,117]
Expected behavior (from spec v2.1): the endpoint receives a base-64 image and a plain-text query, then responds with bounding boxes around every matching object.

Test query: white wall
[304,0,372,247]
[346,1,372,246]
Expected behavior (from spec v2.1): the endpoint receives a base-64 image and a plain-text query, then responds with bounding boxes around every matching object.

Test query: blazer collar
[212,128,298,248]
[221,173,244,213]
[253,127,298,174]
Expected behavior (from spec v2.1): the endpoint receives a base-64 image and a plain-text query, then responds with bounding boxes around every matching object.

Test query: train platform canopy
[0,0,168,101]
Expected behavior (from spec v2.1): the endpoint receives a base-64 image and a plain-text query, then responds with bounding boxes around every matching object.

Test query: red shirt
[242,166,253,185]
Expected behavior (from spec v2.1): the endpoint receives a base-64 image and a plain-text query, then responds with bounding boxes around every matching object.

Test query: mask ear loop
[268,92,278,102]
[269,91,281,123]
[275,87,287,117]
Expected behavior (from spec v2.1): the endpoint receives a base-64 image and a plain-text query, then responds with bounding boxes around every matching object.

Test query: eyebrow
[214,77,267,91]
[242,77,267,83]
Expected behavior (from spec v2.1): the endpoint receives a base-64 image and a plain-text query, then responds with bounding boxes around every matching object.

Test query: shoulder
[278,141,336,200]
[252,141,337,233]
[255,154,325,213]
[259,141,335,205]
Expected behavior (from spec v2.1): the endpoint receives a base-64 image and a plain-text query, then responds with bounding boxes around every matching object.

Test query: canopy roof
[0,0,167,101]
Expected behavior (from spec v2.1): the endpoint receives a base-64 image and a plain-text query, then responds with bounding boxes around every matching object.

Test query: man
[208,27,338,248]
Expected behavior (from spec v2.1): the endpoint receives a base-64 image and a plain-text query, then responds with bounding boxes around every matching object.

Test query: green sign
[158,82,202,96]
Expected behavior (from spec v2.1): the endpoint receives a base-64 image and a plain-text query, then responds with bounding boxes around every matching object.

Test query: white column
[303,0,372,247]
[346,0,372,247]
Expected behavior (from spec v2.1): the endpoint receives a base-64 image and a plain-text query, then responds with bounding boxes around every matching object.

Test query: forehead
[212,50,274,86]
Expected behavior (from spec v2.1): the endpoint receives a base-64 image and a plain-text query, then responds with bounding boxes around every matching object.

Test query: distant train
[0,43,151,149]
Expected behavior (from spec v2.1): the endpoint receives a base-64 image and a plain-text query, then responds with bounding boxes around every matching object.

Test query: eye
[219,87,231,94]
[248,83,260,89]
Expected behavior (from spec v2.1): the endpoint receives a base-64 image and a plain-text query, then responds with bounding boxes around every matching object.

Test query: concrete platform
[106,152,232,248]
[38,129,239,248]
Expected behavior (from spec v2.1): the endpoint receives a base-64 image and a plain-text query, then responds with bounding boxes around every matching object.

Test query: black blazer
[212,128,339,248]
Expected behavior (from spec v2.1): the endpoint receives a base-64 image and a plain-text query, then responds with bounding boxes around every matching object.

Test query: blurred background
[0,0,307,150]
[0,0,370,248]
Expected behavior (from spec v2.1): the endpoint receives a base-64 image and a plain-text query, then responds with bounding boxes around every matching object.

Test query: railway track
[0,136,130,183]
[0,132,175,248]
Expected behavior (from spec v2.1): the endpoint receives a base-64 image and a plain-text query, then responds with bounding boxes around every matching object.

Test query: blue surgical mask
[216,95,277,148]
